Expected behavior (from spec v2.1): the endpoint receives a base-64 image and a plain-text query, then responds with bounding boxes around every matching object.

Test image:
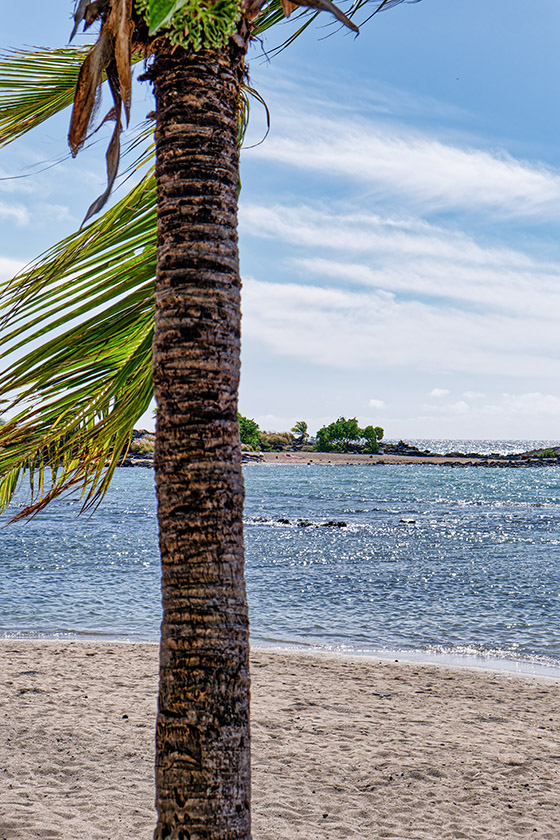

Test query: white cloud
[0,256,24,281]
[368,398,386,410]
[0,202,29,226]
[0,171,36,194]
[238,91,560,438]
[240,203,560,319]
[249,109,560,218]
[241,203,533,267]
[241,275,560,379]
[421,400,469,415]
[448,400,469,415]
[500,392,560,417]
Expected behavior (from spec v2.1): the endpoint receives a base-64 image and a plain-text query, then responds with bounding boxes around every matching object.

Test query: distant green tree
[361,425,384,454]
[315,418,384,453]
[237,413,260,450]
[291,420,309,447]
[315,417,361,452]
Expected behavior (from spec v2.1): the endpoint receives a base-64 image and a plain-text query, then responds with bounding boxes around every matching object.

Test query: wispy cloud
[0,202,29,226]
[240,202,560,318]
[248,108,560,218]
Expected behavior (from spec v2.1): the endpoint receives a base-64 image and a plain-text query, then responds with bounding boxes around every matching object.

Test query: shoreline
[125,432,560,468]
[2,641,559,839]
[254,450,560,467]
[255,643,560,681]
[1,634,559,680]
[124,451,560,468]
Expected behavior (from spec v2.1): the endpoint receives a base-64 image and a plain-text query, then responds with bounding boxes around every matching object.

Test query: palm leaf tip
[296,0,359,32]
[247,0,358,32]
[280,0,299,15]
[374,0,423,13]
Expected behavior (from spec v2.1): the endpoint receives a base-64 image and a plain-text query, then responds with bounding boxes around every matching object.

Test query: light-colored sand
[1,643,559,839]
[260,452,499,466]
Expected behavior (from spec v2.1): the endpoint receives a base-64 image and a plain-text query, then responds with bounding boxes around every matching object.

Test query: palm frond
[253,0,321,50]
[252,0,421,53]
[0,173,157,519]
[350,0,422,28]
[371,0,421,12]
[239,85,271,147]
[0,47,89,148]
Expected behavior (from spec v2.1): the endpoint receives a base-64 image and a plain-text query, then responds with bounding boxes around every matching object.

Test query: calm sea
[1,440,559,676]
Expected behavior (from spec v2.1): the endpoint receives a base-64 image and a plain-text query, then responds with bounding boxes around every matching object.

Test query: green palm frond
[0,172,157,519]
[0,46,89,148]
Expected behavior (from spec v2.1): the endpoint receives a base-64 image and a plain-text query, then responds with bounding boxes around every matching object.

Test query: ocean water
[392,438,560,455]
[1,443,559,676]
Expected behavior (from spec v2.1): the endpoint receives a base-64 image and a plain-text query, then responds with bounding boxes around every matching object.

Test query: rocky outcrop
[242,452,264,463]
[382,440,431,456]
[119,429,155,467]
[383,440,560,467]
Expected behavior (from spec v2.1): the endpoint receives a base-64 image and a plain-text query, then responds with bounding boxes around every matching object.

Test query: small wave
[250,636,560,678]
[0,628,158,643]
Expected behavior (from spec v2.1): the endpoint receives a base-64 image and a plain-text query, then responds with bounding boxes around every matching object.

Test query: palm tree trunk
[151,40,251,840]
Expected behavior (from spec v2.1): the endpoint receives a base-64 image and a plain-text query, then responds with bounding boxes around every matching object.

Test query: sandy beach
[261,451,468,466]
[256,452,555,467]
[1,643,559,839]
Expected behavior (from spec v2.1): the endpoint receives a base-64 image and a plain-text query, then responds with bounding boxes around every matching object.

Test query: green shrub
[259,431,294,451]
[537,448,556,458]
[238,413,261,449]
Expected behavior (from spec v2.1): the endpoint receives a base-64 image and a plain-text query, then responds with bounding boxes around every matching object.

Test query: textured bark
[151,40,251,840]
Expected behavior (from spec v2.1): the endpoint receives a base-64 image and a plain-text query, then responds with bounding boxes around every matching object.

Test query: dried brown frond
[68,0,138,223]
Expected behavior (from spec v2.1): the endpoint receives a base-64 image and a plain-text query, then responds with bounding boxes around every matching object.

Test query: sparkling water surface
[1,443,559,675]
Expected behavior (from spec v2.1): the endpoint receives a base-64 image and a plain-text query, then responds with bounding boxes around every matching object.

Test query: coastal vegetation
[291,419,309,446]
[315,416,384,453]
[0,1,419,838]
[537,448,556,459]
[238,413,304,451]
[238,413,384,453]
[237,412,261,450]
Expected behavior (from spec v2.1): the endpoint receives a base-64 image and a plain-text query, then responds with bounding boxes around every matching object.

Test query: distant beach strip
[249,449,560,467]
[124,431,560,468]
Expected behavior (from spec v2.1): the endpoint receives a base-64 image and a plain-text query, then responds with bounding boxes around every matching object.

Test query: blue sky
[3,1,560,439]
